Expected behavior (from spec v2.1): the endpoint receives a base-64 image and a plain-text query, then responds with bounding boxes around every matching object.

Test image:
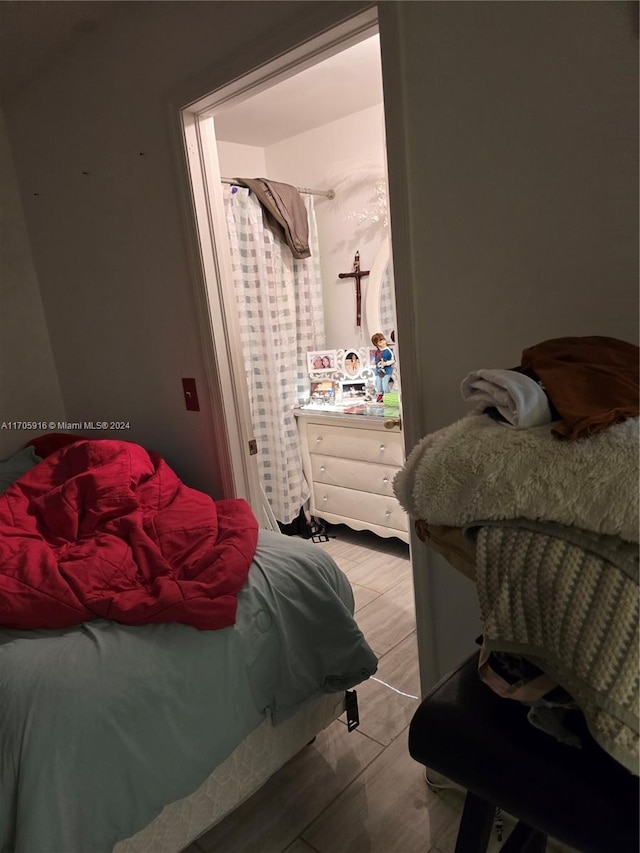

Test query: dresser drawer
[313,483,408,533]
[306,423,404,466]
[311,453,401,498]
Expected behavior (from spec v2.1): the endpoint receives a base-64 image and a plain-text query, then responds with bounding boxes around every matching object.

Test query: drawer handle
[320,466,326,473]
[382,477,389,484]
[322,495,328,503]
[385,510,392,518]
[316,436,323,443]
[379,443,386,451]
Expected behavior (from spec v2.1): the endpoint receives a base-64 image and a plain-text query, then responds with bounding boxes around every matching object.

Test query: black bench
[408,652,639,852]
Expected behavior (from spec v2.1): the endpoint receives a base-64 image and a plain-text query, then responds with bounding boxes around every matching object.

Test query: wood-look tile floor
[186,526,575,853]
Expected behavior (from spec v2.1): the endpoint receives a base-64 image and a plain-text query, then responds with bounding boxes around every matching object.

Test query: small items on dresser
[304,341,399,408]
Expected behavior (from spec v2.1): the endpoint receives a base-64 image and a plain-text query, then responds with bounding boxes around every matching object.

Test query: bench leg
[454,791,495,853]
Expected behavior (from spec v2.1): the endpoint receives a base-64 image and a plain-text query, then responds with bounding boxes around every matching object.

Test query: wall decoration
[338,251,370,327]
[307,350,338,374]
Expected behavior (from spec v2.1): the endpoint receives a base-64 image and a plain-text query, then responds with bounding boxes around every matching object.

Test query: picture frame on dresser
[340,349,363,378]
[309,379,337,403]
[307,350,338,374]
[340,381,367,400]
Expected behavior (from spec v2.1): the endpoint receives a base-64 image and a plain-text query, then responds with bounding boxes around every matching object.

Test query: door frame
[168,3,440,692]
[179,109,266,523]
[174,6,380,525]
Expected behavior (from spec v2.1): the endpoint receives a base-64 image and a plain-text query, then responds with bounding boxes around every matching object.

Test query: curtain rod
[221,177,335,200]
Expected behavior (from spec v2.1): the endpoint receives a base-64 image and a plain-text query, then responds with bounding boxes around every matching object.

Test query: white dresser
[295,409,409,543]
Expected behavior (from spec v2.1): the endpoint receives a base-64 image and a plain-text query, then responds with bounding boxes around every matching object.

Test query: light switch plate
[182,378,200,411]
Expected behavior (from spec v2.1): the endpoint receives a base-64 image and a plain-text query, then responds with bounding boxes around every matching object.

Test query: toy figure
[371,332,395,402]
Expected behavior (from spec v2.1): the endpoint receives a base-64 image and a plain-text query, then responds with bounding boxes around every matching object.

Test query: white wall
[0,108,65,457]
[215,140,266,179]
[379,0,639,681]
[383,1,638,440]
[216,104,388,351]
[265,104,387,350]
[2,0,368,493]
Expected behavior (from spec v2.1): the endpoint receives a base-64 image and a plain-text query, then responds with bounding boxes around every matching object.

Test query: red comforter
[0,440,259,630]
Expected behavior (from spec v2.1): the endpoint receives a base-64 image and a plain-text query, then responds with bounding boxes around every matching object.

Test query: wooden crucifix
[338,251,370,327]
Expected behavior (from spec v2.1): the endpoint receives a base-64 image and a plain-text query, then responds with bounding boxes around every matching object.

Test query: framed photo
[340,380,367,400]
[307,350,338,374]
[310,379,337,402]
[341,349,363,379]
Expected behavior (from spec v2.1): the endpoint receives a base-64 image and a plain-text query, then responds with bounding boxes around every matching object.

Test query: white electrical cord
[370,676,419,700]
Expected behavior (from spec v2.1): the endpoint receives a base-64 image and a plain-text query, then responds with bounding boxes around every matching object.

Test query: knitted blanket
[393,415,639,543]
[475,523,639,774]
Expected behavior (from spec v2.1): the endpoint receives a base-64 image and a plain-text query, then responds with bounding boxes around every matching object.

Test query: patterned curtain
[223,185,325,524]
[379,261,396,339]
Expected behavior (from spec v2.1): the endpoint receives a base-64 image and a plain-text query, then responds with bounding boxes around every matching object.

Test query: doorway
[211,34,397,534]
[183,20,401,519]
[179,9,421,669]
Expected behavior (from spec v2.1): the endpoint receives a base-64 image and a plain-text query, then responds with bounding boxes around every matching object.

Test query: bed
[394,412,639,776]
[0,437,377,853]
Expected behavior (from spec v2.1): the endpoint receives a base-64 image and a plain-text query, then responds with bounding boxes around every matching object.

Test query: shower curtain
[223,185,325,525]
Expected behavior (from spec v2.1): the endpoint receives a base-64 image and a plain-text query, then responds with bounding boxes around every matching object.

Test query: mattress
[0,531,377,853]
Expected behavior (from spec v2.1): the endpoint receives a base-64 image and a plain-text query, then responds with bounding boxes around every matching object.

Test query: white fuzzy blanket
[393,415,639,543]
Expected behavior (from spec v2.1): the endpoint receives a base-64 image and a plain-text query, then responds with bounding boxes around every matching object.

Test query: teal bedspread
[0,531,377,853]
